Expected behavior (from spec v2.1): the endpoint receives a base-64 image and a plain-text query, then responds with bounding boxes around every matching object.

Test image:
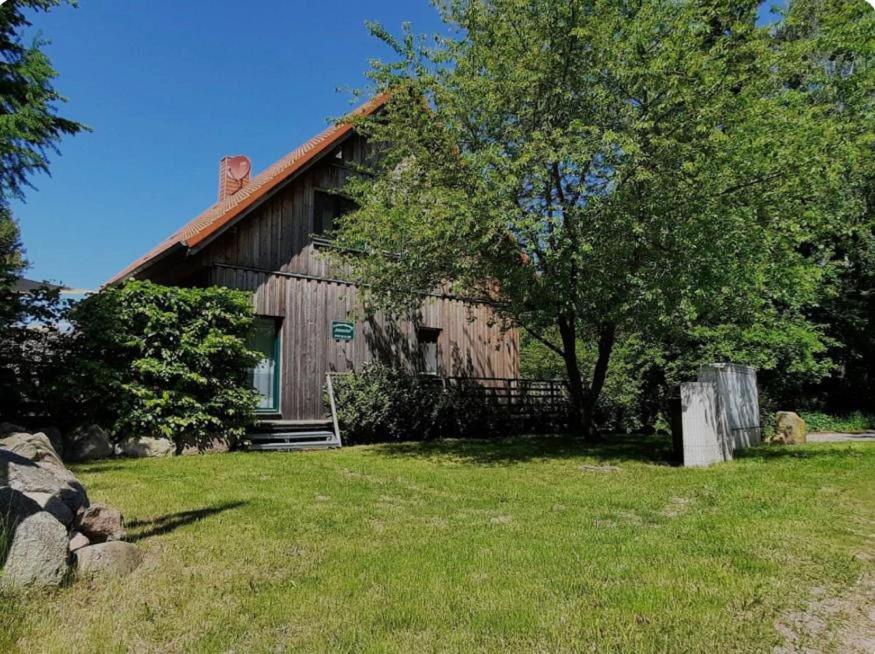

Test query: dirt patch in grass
[661,496,693,518]
[489,514,513,525]
[774,570,875,653]
[578,464,622,473]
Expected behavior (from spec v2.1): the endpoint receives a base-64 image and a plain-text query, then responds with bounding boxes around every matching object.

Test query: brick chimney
[218,155,252,202]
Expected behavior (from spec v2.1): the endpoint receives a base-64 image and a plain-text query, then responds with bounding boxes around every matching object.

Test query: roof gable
[108,94,387,284]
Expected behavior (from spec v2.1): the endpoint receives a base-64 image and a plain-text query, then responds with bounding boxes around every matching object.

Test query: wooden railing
[324,372,343,447]
[424,376,569,425]
[327,372,570,433]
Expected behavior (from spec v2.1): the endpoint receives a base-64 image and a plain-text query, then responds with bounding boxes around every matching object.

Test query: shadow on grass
[69,464,130,475]
[126,501,247,542]
[369,433,677,466]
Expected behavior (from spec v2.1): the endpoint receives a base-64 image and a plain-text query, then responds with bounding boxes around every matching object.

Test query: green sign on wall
[332,321,355,342]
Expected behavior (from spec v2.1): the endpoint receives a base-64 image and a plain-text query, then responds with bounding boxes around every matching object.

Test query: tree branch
[519,322,565,358]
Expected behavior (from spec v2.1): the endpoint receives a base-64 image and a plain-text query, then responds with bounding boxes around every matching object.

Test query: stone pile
[0,424,143,589]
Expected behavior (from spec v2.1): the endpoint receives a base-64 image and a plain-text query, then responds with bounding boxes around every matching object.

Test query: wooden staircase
[246,375,344,452]
[246,418,340,451]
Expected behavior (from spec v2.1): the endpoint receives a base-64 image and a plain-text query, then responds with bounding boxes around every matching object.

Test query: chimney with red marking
[218,155,252,202]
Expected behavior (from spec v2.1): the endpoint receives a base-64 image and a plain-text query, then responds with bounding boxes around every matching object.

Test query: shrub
[0,282,68,426]
[799,411,875,434]
[329,363,563,443]
[329,364,441,442]
[520,315,838,436]
[63,281,260,452]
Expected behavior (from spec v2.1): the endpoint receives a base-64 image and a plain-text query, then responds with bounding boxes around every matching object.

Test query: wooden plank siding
[209,265,518,421]
[152,133,519,421]
[197,136,368,279]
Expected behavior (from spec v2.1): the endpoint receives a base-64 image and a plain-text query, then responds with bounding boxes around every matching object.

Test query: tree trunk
[558,315,587,438]
[580,323,616,441]
[558,316,618,442]
[566,367,586,435]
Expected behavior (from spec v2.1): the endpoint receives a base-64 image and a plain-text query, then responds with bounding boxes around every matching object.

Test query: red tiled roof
[107,94,388,285]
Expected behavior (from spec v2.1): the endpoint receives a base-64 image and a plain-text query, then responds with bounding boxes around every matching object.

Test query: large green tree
[776,0,875,410]
[335,0,866,438]
[0,0,84,291]
[0,0,84,422]
[0,0,83,205]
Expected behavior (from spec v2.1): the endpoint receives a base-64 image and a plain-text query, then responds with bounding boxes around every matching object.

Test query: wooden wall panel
[191,131,519,421]
[197,134,369,280]
[210,266,518,420]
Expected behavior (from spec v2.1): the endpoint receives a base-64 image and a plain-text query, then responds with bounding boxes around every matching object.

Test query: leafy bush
[63,281,260,452]
[0,282,68,426]
[329,364,437,442]
[329,363,561,443]
[800,411,875,434]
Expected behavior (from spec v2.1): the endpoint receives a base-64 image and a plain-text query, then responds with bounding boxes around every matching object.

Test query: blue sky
[14,1,780,291]
[13,0,446,290]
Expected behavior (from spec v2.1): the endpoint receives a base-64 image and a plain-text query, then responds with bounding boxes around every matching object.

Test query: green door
[249,317,281,413]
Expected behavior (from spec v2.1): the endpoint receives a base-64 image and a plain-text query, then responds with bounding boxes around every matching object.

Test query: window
[313,190,357,236]
[417,327,441,375]
[248,317,281,413]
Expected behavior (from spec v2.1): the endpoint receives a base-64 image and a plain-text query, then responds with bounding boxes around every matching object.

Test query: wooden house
[109,96,521,447]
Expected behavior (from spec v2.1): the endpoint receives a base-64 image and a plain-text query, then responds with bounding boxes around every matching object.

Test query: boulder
[1,431,66,471]
[0,486,42,524]
[68,531,90,552]
[22,491,74,526]
[76,503,125,542]
[0,422,26,437]
[115,436,174,458]
[66,425,113,462]
[36,427,64,457]
[0,447,89,516]
[773,411,807,444]
[75,541,142,579]
[0,432,82,508]
[0,510,69,588]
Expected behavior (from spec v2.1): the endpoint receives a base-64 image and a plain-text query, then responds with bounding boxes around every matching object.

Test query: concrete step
[249,431,336,441]
[245,427,339,452]
[254,419,333,431]
[248,440,339,452]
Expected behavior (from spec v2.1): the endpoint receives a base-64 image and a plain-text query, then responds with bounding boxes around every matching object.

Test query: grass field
[1,435,873,653]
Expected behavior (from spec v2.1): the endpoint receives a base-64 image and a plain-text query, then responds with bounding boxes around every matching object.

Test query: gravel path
[808,431,875,443]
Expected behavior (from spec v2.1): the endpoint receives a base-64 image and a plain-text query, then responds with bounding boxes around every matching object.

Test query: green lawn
[2,435,873,653]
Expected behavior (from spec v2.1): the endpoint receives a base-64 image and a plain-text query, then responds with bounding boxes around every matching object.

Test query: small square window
[313,190,357,236]
[417,327,440,375]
